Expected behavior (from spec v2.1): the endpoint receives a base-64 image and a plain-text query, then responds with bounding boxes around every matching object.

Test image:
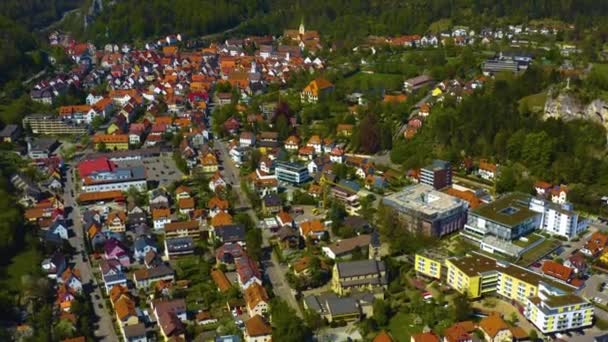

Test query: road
[65,164,118,341]
[214,140,302,317]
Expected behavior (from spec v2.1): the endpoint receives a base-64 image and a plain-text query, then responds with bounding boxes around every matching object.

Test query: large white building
[81,165,147,193]
[529,198,587,240]
[524,282,593,334]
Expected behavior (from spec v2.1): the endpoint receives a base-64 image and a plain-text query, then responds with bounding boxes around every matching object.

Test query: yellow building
[599,250,608,265]
[93,134,129,150]
[414,253,445,280]
[445,254,498,298]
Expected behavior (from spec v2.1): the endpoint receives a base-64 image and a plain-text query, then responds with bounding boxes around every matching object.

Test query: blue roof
[339,180,360,192]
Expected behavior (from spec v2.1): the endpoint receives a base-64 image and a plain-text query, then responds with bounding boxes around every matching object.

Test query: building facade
[383,184,468,238]
[274,161,310,185]
[420,159,452,190]
[529,198,587,240]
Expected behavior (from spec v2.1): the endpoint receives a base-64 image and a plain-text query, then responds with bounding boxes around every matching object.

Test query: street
[214,140,302,317]
[65,164,119,341]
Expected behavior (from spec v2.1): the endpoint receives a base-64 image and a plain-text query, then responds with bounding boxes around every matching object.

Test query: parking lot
[115,154,184,186]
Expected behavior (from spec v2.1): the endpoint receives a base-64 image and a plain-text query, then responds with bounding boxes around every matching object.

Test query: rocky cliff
[544,92,608,131]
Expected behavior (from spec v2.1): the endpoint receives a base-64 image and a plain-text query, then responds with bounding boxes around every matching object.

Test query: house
[115,296,139,326]
[93,134,130,150]
[122,323,148,342]
[211,269,232,292]
[178,197,195,215]
[165,220,201,240]
[478,314,513,342]
[244,282,269,317]
[478,160,498,180]
[236,255,262,289]
[336,124,354,137]
[443,321,476,342]
[100,259,127,293]
[404,75,433,93]
[165,237,195,259]
[276,211,294,228]
[133,264,175,289]
[152,208,171,231]
[299,220,327,240]
[28,138,60,159]
[331,259,387,295]
[262,194,281,216]
[581,232,608,257]
[0,124,21,143]
[534,181,552,197]
[175,185,192,200]
[541,260,574,283]
[208,196,230,217]
[300,78,334,103]
[410,332,438,342]
[153,298,187,322]
[195,311,218,326]
[284,135,300,151]
[551,185,569,204]
[88,224,106,248]
[306,135,322,154]
[106,210,127,233]
[565,253,588,274]
[322,234,374,259]
[244,315,272,342]
[133,236,157,261]
[60,268,83,293]
[200,153,219,173]
[48,220,70,240]
[158,312,185,341]
[214,224,246,245]
[104,238,131,267]
[209,171,227,192]
[240,132,256,147]
[216,243,245,265]
[41,251,67,279]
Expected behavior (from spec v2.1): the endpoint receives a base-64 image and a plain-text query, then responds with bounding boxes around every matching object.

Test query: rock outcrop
[544,92,608,139]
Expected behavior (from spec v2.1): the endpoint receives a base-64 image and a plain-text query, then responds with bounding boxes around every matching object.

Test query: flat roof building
[383,184,468,237]
[420,159,452,190]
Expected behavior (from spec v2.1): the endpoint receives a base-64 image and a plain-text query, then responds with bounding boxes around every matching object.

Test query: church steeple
[299,17,305,35]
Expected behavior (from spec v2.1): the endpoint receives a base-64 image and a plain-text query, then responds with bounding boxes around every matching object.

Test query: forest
[81,0,608,44]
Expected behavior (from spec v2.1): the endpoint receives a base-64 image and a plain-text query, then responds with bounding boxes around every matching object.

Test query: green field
[388,312,423,342]
[337,72,405,93]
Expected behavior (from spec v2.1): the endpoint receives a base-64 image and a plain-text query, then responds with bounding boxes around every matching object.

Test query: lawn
[518,91,547,113]
[388,312,423,342]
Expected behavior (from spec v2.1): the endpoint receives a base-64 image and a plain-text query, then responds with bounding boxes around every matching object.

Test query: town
[4,4,608,342]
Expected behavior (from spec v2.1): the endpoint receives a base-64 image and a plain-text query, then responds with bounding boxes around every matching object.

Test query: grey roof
[336,259,385,278]
[0,124,18,137]
[215,224,245,243]
[326,297,359,316]
[103,273,127,285]
[263,194,281,207]
[166,237,194,252]
[123,323,146,339]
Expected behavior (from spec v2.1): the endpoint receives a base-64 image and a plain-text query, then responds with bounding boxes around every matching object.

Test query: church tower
[299,17,305,35]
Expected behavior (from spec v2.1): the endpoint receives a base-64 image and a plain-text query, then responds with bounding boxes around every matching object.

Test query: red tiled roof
[542,260,573,282]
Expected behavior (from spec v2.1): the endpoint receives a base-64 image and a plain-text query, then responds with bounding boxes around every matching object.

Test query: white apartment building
[524,282,593,334]
[529,198,587,240]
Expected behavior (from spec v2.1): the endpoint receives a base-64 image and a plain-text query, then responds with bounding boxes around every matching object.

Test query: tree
[245,228,263,261]
[270,299,310,341]
[358,112,381,154]
[450,294,472,322]
[373,299,391,326]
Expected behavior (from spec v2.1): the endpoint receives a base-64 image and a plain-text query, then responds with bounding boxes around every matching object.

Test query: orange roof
[479,159,497,172]
[411,332,439,342]
[299,146,315,155]
[106,210,126,223]
[92,97,113,111]
[307,135,321,145]
[201,153,218,166]
[443,321,475,342]
[178,197,195,209]
[93,134,129,144]
[534,181,552,189]
[59,105,91,116]
[478,314,510,339]
[115,296,137,322]
[299,220,325,236]
[109,285,130,304]
[211,212,233,227]
[277,211,293,224]
[77,190,124,203]
[24,207,46,220]
[152,208,171,220]
[164,220,199,233]
[207,197,229,210]
[155,116,173,125]
[541,260,573,282]
[163,46,178,56]
[383,94,408,103]
[373,331,394,342]
[245,315,272,337]
[285,135,300,145]
[211,269,231,292]
[175,185,192,195]
[445,188,482,209]
[244,282,269,310]
[302,78,333,97]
